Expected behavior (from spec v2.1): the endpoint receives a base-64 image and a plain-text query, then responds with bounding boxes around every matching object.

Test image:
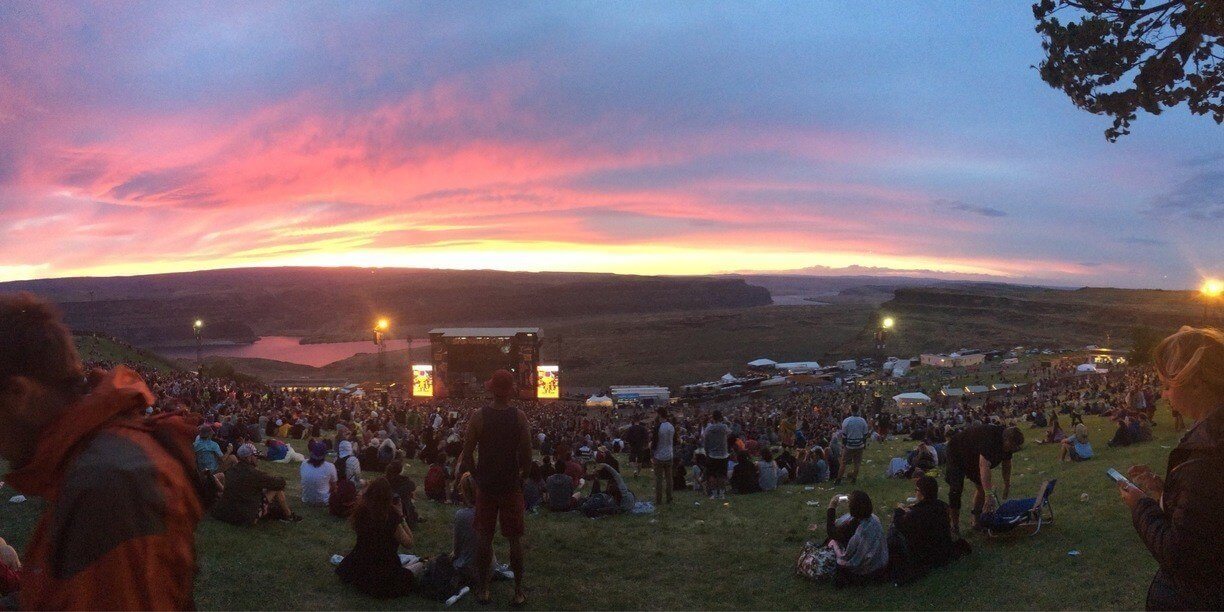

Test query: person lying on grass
[581,463,635,516]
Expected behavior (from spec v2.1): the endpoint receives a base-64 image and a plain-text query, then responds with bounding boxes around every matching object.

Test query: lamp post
[875,316,895,362]
[193,319,203,367]
[1202,279,1223,325]
[374,318,390,385]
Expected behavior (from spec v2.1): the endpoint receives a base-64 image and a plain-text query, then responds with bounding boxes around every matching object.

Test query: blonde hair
[1153,326,1224,398]
[1074,423,1088,440]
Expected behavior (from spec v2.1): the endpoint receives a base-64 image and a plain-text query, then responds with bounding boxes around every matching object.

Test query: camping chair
[979,479,1056,537]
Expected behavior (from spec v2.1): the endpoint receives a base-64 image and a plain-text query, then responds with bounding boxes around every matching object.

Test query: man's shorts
[475,488,526,538]
[705,457,729,480]
[842,447,864,464]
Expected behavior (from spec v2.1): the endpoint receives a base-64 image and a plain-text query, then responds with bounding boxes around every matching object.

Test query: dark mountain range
[0,267,773,346]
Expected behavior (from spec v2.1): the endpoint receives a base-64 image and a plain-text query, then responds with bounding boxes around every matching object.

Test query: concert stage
[414,327,552,399]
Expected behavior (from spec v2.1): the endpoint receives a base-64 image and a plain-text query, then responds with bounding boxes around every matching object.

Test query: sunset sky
[0,2,1219,288]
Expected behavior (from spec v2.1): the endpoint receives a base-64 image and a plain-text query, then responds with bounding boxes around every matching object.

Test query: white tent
[720,373,737,382]
[747,358,777,368]
[893,392,931,403]
[778,361,822,370]
[585,394,614,408]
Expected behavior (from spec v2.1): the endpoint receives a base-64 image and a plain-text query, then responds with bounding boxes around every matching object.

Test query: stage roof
[429,327,541,338]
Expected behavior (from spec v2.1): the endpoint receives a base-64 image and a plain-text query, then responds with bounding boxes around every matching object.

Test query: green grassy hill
[74,333,182,372]
[0,410,1179,610]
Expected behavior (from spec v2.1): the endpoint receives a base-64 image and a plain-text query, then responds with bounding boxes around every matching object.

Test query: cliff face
[1,267,773,345]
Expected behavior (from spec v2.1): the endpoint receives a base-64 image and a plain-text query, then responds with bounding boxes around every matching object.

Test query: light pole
[193,319,203,367]
[374,318,390,385]
[1202,278,1223,325]
[875,316,895,361]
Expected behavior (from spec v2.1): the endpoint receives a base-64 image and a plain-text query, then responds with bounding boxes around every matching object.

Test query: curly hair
[0,292,83,394]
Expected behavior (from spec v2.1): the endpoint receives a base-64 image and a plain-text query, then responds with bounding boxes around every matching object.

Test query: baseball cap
[484,369,517,398]
[236,443,257,459]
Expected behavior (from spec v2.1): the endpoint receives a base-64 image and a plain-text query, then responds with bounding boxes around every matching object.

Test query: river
[154,336,426,367]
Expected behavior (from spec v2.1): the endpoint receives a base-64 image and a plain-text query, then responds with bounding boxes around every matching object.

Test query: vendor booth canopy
[892,392,931,403]
[585,395,614,407]
[747,358,777,367]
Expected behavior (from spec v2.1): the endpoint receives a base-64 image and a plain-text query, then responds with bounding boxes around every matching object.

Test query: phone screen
[1107,468,1131,486]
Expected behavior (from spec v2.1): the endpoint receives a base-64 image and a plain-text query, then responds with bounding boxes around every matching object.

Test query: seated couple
[822,477,964,587]
[211,443,303,525]
[543,462,635,515]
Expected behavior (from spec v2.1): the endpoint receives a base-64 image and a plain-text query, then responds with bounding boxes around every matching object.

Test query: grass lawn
[0,411,1179,610]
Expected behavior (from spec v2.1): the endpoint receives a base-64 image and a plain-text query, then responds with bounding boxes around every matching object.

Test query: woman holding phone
[1117,326,1224,610]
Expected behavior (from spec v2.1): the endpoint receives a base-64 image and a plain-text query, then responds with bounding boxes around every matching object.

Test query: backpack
[330,456,357,517]
[417,554,461,600]
[424,465,447,500]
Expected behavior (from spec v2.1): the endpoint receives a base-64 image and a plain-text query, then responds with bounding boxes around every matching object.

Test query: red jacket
[5,367,203,610]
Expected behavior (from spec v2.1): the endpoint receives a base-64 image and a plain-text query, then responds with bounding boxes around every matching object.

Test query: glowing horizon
[0,3,1219,290]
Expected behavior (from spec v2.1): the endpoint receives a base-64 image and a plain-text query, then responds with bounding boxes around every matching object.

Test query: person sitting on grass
[891,476,961,577]
[452,472,499,587]
[1041,414,1066,444]
[1058,423,1094,463]
[299,441,337,507]
[757,447,780,492]
[1107,412,1145,447]
[211,443,302,525]
[689,448,707,492]
[730,450,761,494]
[523,462,544,512]
[828,490,889,587]
[264,437,289,462]
[424,457,449,503]
[544,460,580,511]
[907,441,938,476]
[336,477,426,598]
[384,460,423,528]
[776,447,797,483]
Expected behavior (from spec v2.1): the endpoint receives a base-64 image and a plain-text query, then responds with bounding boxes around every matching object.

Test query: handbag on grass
[794,541,837,581]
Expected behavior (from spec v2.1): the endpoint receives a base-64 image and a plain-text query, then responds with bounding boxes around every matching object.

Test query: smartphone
[1106,468,1133,487]
[837,494,850,503]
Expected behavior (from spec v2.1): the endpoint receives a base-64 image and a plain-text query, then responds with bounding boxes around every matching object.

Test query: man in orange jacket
[0,293,203,610]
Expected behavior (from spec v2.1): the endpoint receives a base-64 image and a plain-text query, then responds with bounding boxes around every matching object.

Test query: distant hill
[0,267,772,346]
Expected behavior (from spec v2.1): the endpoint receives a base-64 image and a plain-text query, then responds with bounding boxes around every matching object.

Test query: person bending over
[944,424,1024,534]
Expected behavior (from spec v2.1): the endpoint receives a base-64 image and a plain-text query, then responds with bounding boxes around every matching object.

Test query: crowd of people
[1,291,1221,610]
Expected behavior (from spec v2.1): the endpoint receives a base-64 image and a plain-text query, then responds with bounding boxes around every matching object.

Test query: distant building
[920,352,985,368]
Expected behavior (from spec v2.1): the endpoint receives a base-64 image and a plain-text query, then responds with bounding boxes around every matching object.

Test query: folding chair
[979,479,1057,537]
